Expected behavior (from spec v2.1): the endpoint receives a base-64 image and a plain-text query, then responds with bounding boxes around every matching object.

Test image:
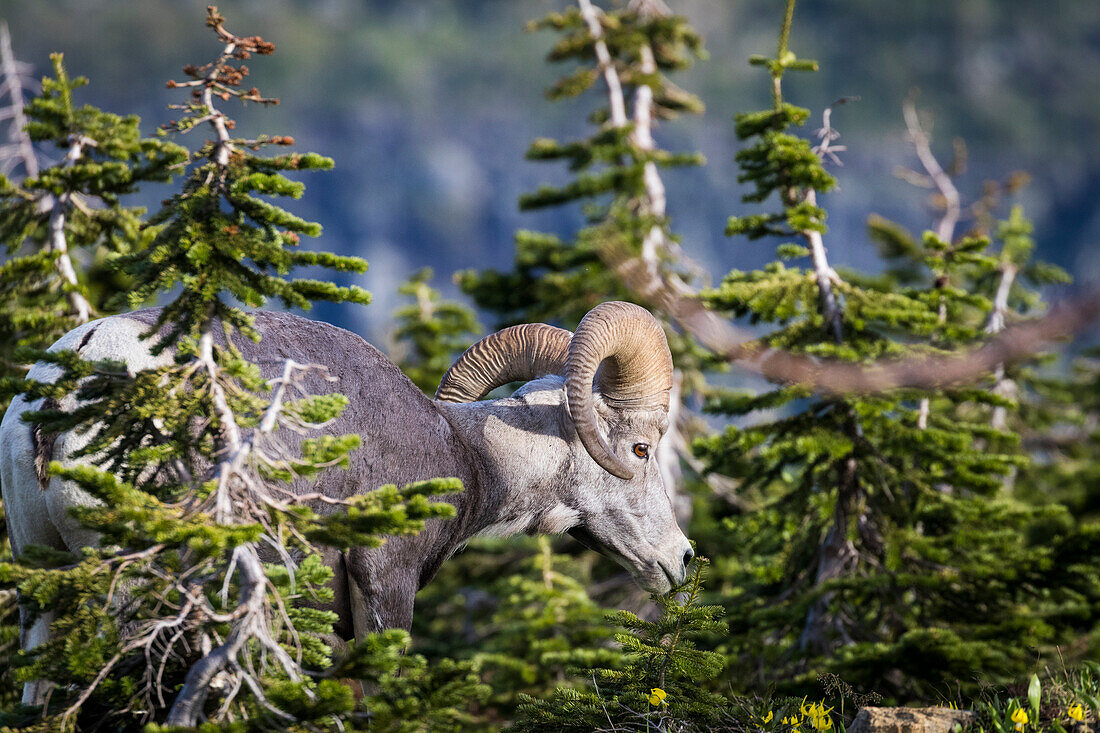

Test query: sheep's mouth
[568,526,671,591]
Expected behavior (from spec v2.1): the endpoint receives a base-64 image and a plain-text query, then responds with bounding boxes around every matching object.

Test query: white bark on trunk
[0,22,38,179]
[47,138,93,324]
[903,100,959,430]
[803,189,843,343]
[903,100,960,245]
[576,0,628,128]
[987,264,1018,432]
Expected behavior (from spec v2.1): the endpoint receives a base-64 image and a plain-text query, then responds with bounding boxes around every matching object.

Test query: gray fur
[1,308,691,676]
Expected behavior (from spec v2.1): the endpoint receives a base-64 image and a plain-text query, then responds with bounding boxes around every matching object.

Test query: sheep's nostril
[683,547,695,568]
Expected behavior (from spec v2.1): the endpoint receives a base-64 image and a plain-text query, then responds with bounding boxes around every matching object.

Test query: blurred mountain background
[3,0,1097,341]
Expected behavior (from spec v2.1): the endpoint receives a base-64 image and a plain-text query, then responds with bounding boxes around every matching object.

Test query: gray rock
[848,707,976,733]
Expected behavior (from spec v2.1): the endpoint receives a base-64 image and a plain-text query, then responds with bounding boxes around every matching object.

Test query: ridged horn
[435,323,572,403]
[565,301,673,480]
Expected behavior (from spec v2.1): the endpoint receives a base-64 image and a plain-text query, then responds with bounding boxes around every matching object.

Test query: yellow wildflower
[762,710,774,723]
[1068,704,1085,722]
[648,688,667,706]
[799,700,833,719]
[811,713,833,730]
[1011,707,1029,729]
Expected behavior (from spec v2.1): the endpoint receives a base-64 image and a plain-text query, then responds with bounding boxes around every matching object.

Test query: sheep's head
[436,301,692,594]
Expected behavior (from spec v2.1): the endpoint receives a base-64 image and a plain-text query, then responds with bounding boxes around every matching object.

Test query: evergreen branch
[770,0,801,108]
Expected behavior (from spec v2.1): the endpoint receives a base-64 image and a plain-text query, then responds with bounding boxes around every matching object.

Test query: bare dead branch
[900,99,959,427]
[166,546,299,726]
[903,97,960,244]
[813,97,858,167]
[163,352,336,723]
[0,23,37,179]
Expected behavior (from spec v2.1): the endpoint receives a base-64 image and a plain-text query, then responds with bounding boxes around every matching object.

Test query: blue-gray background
[4,1,1098,342]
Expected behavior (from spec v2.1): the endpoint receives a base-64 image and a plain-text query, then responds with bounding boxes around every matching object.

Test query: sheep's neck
[436,396,576,545]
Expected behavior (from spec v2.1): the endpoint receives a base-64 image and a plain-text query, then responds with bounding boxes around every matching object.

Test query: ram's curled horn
[435,323,573,402]
[566,301,674,480]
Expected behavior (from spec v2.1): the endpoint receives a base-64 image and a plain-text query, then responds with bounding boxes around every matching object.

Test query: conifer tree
[403,535,614,729]
[392,267,479,396]
[0,51,184,406]
[1,8,465,729]
[1019,348,1100,524]
[692,0,1095,700]
[459,0,705,325]
[470,537,618,722]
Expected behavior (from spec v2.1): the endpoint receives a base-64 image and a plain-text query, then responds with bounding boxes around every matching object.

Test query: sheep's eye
[632,443,650,459]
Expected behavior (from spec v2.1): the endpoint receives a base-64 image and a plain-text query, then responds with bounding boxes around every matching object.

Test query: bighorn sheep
[1,301,691,700]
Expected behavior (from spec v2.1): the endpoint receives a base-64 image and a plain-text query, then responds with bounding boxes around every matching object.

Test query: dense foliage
[0,1,1097,731]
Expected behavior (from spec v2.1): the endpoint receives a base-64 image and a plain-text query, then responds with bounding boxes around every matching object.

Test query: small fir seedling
[515,558,729,732]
